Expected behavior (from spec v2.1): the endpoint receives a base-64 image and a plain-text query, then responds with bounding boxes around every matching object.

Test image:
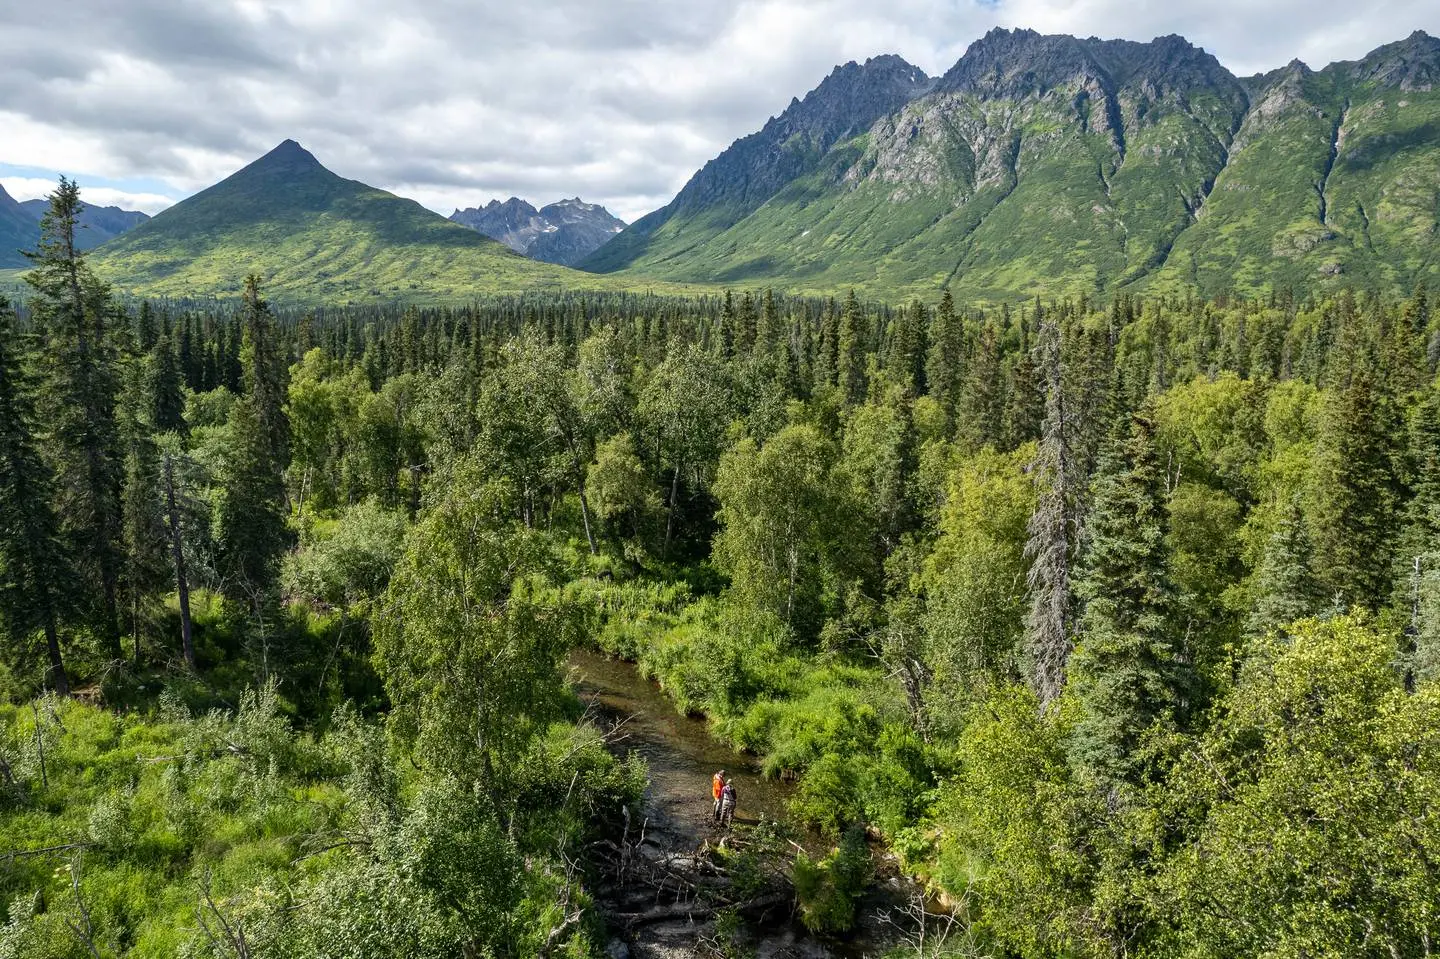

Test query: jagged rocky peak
[448,196,624,266]
[761,53,934,148]
[939,27,1241,102]
[1344,29,1440,90]
[938,27,1103,96]
[451,197,540,233]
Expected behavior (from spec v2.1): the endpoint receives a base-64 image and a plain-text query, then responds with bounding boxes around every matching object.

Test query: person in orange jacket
[711,769,726,821]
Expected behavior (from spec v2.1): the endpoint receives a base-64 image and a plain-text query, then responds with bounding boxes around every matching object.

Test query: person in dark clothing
[719,778,737,827]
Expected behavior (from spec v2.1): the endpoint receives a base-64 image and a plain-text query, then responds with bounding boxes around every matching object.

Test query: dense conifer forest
[2,182,1438,957]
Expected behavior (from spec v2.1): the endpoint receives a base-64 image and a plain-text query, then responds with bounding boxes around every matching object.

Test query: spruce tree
[157,436,201,671]
[837,290,867,405]
[1002,318,1043,449]
[240,275,291,473]
[24,177,125,660]
[887,300,927,398]
[717,290,736,359]
[756,288,785,361]
[1068,411,1191,786]
[117,362,169,664]
[737,291,758,356]
[1024,315,1077,707]
[1308,372,1402,610]
[135,300,158,353]
[148,334,187,435]
[0,301,73,694]
[925,291,963,432]
[216,395,290,600]
[1247,500,1326,637]
[956,321,1004,450]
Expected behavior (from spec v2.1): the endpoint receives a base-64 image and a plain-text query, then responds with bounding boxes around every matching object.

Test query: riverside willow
[0,181,1436,956]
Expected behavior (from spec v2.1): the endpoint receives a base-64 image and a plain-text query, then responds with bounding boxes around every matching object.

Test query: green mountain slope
[1150,33,1440,294]
[92,140,635,303]
[0,185,36,269]
[584,29,1440,302]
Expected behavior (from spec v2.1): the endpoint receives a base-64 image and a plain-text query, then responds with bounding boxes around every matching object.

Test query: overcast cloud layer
[2,0,1437,222]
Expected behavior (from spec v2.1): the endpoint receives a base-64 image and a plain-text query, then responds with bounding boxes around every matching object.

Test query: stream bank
[568,649,926,958]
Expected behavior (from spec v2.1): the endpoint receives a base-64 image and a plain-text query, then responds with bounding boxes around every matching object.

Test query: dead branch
[612,892,789,929]
[1,840,95,862]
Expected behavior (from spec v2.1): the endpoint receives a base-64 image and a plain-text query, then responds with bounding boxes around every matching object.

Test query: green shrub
[793,826,874,934]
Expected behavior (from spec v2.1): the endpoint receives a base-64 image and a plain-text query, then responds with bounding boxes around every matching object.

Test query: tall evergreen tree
[0,301,73,694]
[135,300,158,353]
[956,321,1004,450]
[887,300,927,397]
[1068,411,1190,787]
[216,395,290,600]
[117,362,169,664]
[241,274,291,474]
[717,290,736,359]
[837,290,867,405]
[1308,372,1402,610]
[158,436,201,671]
[148,334,187,435]
[1001,319,1043,450]
[1247,499,1326,637]
[736,291,758,356]
[926,291,963,434]
[1024,316,1077,707]
[24,177,125,660]
[756,288,785,361]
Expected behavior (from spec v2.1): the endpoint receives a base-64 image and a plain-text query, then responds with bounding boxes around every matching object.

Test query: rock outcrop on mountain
[449,196,624,266]
[582,29,1440,301]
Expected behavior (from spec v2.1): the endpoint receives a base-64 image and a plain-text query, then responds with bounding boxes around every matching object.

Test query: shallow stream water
[567,649,920,959]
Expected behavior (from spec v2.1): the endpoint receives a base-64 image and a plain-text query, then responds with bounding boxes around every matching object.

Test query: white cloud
[1,177,175,215]
[0,1,1434,223]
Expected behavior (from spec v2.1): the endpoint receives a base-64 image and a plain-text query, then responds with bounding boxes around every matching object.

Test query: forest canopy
[0,182,1437,956]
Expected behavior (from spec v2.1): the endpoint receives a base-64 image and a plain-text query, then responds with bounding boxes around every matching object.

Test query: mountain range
[0,183,149,268]
[584,28,1440,301]
[449,197,625,266]
[14,28,1440,304]
[88,140,638,302]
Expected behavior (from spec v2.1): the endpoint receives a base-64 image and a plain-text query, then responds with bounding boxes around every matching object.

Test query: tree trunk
[566,434,597,555]
[664,462,682,557]
[43,613,69,697]
[163,453,197,671]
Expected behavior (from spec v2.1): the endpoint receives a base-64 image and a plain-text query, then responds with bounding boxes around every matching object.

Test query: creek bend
[567,648,923,958]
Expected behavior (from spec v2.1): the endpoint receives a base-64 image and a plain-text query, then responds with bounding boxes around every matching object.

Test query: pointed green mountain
[92,140,628,302]
[0,185,36,270]
[583,29,1440,302]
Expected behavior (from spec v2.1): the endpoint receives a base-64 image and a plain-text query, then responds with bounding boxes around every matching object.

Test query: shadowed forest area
[1,182,1438,957]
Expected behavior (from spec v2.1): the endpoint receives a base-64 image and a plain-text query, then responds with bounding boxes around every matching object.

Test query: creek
[568,648,924,959]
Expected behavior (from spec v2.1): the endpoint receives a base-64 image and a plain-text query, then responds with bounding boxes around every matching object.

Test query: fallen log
[611,892,789,929]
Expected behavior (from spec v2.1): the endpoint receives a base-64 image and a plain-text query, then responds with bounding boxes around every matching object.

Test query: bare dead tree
[196,868,251,959]
[64,851,103,959]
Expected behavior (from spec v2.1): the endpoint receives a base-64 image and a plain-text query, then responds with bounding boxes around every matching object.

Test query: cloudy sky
[2,0,1436,222]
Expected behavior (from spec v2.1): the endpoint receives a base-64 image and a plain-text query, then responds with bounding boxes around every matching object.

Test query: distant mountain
[582,29,1440,301]
[450,197,625,266]
[584,54,934,275]
[0,185,37,269]
[19,198,149,250]
[0,184,150,268]
[91,140,621,302]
